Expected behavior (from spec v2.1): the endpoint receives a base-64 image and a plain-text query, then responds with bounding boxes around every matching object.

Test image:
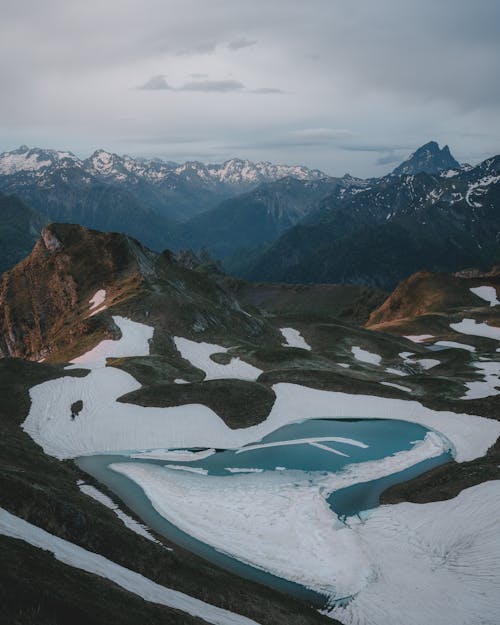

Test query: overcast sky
[1,0,499,176]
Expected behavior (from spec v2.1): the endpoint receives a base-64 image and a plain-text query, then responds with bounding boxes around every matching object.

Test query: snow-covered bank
[0,507,260,625]
[280,327,311,350]
[23,318,500,461]
[109,433,449,602]
[328,481,500,625]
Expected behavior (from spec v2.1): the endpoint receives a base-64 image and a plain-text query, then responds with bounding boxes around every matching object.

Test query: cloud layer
[1,0,499,175]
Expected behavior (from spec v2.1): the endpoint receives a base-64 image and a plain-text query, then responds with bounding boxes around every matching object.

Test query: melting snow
[173,337,262,381]
[78,483,161,544]
[351,346,382,365]
[450,318,500,341]
[280,327,311,350]
[380,382,412,393]
[88,289,107,317]
[68,315,152,369]
[462,361,500,400]
[404,335,434,343]
[469,286,500,307]
[433,341,475,352]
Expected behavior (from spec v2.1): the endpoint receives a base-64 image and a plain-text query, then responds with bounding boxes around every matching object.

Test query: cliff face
[0,223,144,360]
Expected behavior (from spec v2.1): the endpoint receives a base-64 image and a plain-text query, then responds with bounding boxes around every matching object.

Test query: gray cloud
[250,87,284,94]
[138,75,170,90]
[227,37,257,50]
[138,76,282,94]
[0,0,499,176]
[288,128,356,143]
[179,79,245,92]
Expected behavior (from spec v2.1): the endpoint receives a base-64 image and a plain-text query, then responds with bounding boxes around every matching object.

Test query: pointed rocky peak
[392,141,460,176]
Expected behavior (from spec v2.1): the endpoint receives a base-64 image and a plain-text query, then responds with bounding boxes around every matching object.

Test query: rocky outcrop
[0,224,144,360]
[366,269,500,327]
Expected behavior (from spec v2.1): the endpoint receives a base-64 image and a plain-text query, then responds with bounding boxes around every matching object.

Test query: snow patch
[380,382,412,393]
[450,318,500,341]
[351,346,382,365]
[68,316,153,369]
[78,483,161,544]
[469,286,500,307]
[433,341,475,352]
[404,334,434,343]
[0,507,260,625]
[280,327,311,350]
[462,361,500,400]
[173,337,262,381]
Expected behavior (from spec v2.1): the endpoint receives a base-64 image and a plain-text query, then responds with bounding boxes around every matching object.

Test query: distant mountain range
[0,141,499,289]
[233,144,500,289]
[0,145,325,224]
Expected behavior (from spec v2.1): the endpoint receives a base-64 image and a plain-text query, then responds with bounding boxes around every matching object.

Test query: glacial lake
[76,417,453,606]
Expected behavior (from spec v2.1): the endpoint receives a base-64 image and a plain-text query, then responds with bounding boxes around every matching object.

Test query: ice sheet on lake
[109,432,448,603]
[131,448,216,462]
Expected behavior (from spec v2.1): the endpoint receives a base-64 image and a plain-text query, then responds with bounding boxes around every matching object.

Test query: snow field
[23,317,500,462]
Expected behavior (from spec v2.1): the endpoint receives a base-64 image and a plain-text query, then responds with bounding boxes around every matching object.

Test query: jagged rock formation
[392,141,461,175]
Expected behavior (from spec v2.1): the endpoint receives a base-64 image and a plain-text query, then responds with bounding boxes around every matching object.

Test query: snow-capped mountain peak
[0,145,80,175]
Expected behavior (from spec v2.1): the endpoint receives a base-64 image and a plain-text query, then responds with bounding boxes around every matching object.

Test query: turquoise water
[76,417,452,605]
